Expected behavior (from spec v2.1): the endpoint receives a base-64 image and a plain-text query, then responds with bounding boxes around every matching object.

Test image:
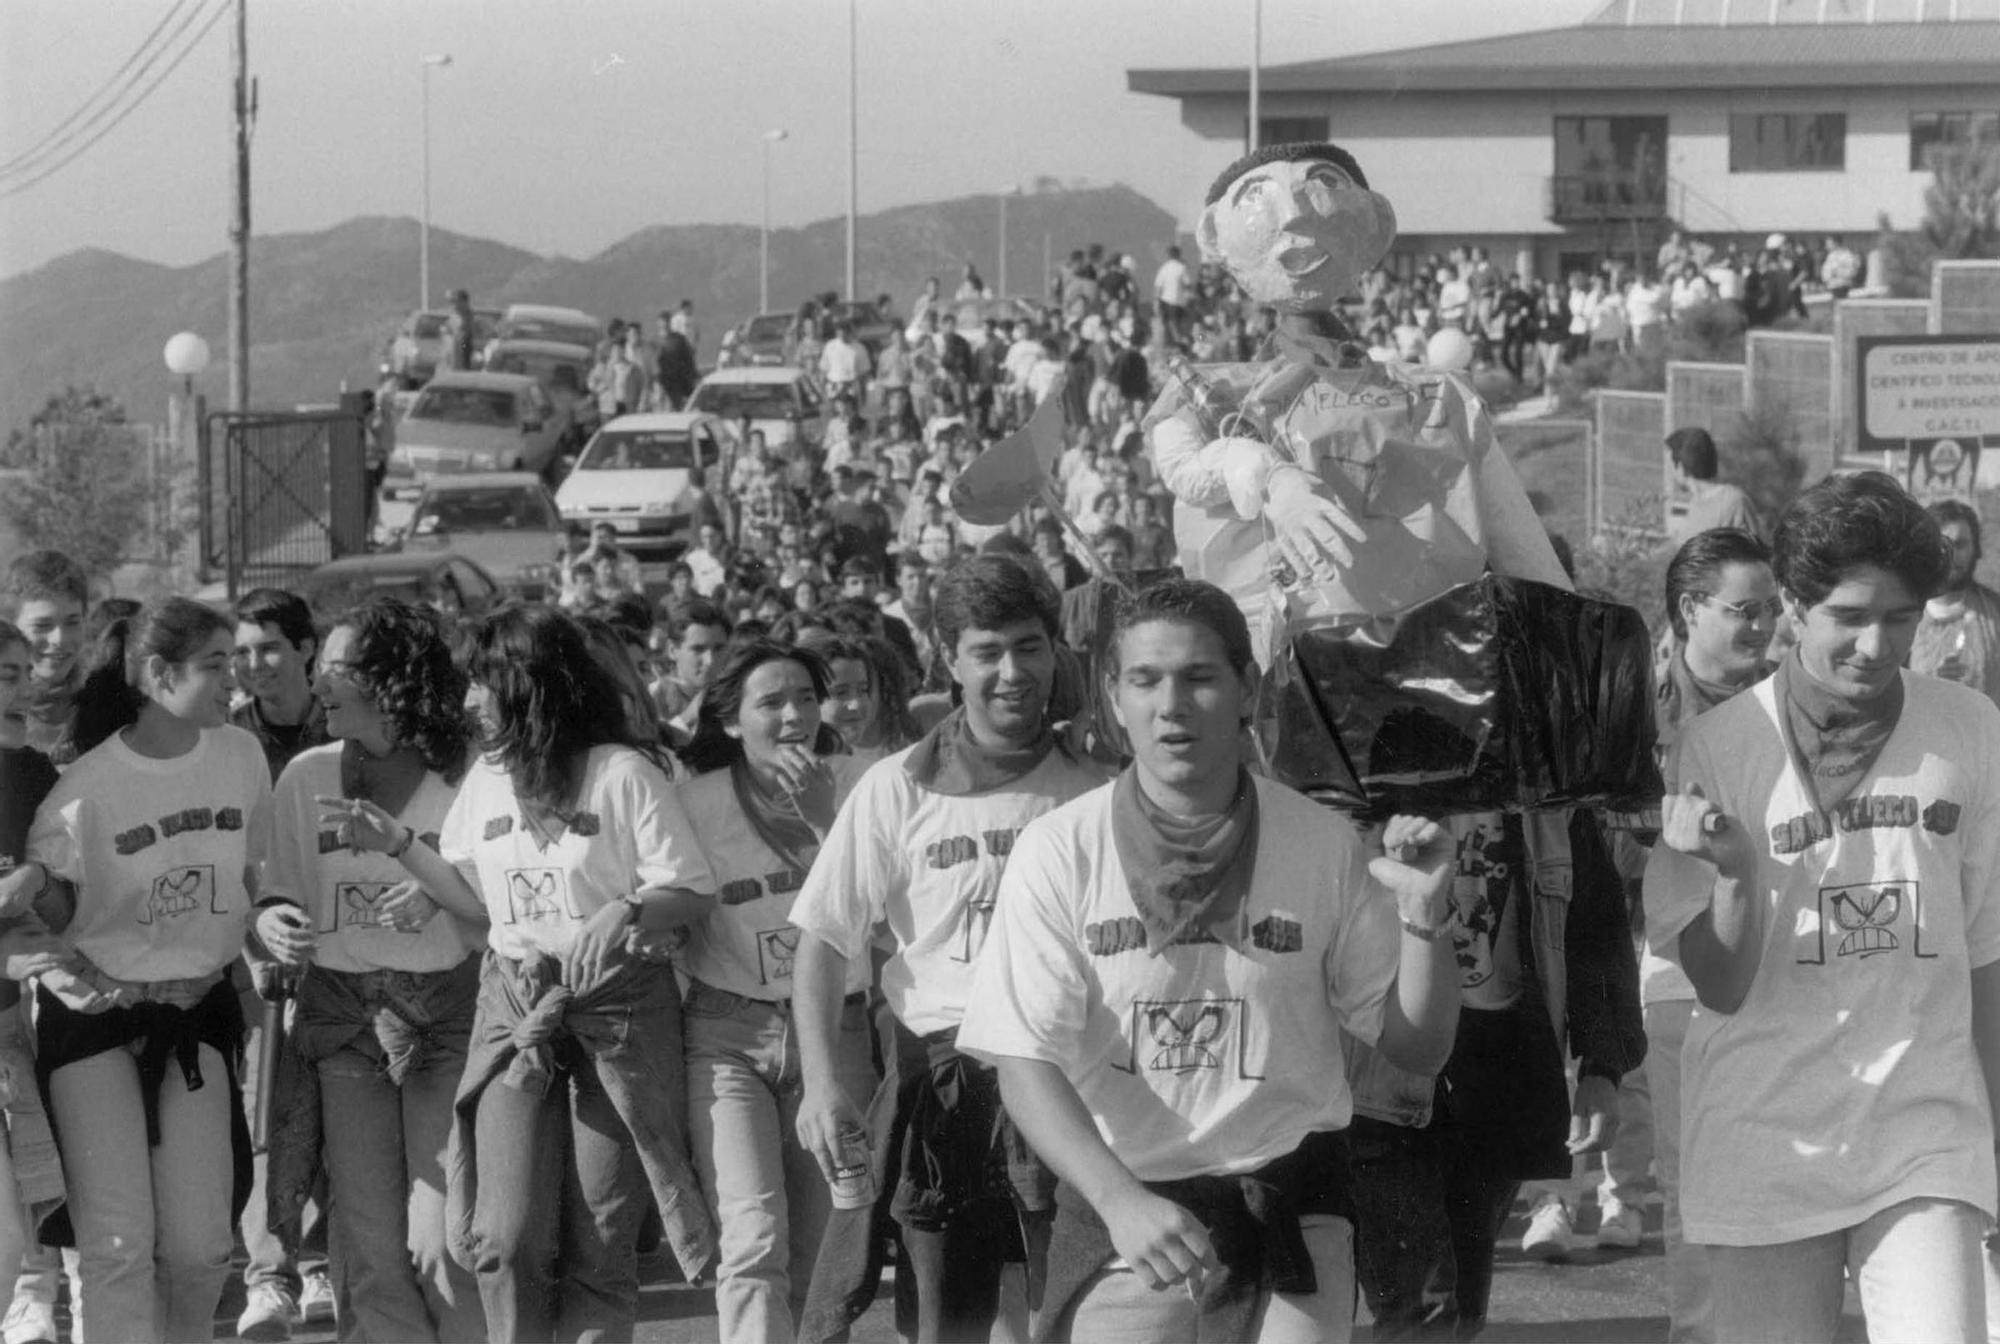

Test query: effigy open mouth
[1279,247,1328,277]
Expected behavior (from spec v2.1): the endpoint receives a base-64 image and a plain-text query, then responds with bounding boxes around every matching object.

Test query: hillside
[0,184,1178,431]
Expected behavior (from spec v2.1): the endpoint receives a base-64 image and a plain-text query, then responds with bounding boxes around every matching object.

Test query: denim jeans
[320,1041,484,1342]
[683,982,877,1344]
[49,1041,235,1344]
[1345,1115,1521,1343]
[1062,1216,1354,1344]
[468,1052,648,1343]
[240,987,329,1295]
[1707,1197,1985,1343]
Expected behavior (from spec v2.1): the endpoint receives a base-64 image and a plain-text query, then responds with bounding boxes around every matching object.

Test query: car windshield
[415,487,558,531]
[488,352,584,393]
[744,315,790,342]
[690,382,797,420]
[577,430,697,471]
[409,387,518,426]
[503,319,597,346]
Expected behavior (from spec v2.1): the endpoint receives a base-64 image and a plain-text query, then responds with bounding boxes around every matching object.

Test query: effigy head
[1197,142,1397,312]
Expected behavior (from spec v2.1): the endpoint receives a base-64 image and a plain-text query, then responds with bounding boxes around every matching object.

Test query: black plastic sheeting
[1268,574,1662,819]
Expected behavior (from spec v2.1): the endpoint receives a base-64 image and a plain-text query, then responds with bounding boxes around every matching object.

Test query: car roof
[698,366,809,385]
[593,411,723,433]
[418,370,542,391]
[413,472,549,491]
[307,552,469,579]
[503,303,600,326]
[484,337,593,360]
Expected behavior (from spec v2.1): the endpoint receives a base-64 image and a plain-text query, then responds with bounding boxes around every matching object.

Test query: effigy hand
[1263,465,1364,585]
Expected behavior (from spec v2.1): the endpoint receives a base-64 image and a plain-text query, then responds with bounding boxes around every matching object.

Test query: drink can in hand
[829,1124,876,1211]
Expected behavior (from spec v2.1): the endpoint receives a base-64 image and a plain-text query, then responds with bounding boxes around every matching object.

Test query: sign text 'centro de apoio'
[1856,334,2000,503]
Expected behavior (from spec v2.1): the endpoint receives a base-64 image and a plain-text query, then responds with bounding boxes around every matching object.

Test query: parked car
[685,366,824,453]
[397,472,570,600]
[296,552,503,621]
[553,413,728,555]
[382,371,565,499]
[386,307,500,384]
[826,298,895,354]
[492,303,602,352]
[734,311,793,366]
[480,338,598,450]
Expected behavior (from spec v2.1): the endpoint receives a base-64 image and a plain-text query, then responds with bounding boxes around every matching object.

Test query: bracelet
[386,825,416,860]
[1400,917,1443,943]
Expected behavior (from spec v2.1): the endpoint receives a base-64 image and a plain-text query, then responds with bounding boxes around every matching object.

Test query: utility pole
[228,0,250,412]
[845,0,858,301]
[1248,0,1262,153]
[998,192,1008,298]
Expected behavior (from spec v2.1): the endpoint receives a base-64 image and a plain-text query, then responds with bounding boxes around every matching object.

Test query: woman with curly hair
[255,596,486,1341]
[333,604,717,1339]
[676,640,875,1343]
[798,630,919,767]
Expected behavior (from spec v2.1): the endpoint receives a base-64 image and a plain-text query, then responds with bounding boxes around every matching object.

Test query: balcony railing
[1544,174,1670,224]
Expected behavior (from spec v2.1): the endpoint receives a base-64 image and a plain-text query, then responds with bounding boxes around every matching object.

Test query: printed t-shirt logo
[140,864,218,923]
[1115,996,1265,1082]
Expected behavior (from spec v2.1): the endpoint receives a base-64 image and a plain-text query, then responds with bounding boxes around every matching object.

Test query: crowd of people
[2,202,1998,1344]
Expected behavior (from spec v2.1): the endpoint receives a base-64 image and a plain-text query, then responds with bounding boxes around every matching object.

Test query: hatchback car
[481,338,597,450]
[685,367,824,453]
[383,371,565,498]
[553,413,729,555]
[296,552,503,622]
[492,303,602,351]
[397,472,569,600]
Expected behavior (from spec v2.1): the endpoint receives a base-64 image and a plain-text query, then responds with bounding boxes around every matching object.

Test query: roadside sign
[1856,334,2000,502]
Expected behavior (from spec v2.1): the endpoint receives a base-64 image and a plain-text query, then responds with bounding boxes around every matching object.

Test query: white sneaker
[1,1297,56,1344]
[1521,1195,1575,1261]
[236,1282,295,1343]
[297,1269,335,1326]
[1596,1196,1643,1249]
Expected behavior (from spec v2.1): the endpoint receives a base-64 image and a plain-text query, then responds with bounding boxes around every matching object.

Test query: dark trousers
[1347,1115,1520,1341]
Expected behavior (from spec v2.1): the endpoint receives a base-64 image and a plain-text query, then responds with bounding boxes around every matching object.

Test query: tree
[1875,144,2000,297]
[1,386,158,583]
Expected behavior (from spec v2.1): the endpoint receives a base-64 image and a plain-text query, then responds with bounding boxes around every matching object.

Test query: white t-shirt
[1645,675,2000,1245]
[30,726,271,984]
[255,743,484,975]
[677,756,869,1000]
[1626,281,1664,330]
[957,777,1398,1182]
[789,743,1105,1035]
[439,745,715,962]
[1154,258,1190,307]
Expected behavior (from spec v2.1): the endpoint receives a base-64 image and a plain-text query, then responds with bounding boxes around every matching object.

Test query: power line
[0,0,231,199]
[0,0,199,177]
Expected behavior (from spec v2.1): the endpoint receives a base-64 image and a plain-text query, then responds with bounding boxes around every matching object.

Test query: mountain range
[0,183,1179,433]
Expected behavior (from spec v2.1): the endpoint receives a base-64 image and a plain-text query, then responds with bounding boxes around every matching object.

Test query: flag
[948,372,1068,525]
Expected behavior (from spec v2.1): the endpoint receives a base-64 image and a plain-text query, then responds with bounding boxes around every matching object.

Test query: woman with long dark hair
[256,596,486,1341]
[677,640,875,1343]
[18,598,269,1343]
[334,604,716,1339]
[797,631,919,767]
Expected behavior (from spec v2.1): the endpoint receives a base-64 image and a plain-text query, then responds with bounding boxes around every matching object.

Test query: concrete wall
[1172,81,1995,243]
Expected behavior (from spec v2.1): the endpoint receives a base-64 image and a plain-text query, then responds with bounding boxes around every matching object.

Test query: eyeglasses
[1697,594,1784,622]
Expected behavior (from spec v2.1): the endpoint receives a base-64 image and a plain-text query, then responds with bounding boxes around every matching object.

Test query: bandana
[902,706,1055,797]
[18,667,79,760]
[1657,649,1764,757]
[728,757,822,875]
[1775,652,1903,815]
[1109,766,1260,956]
[339,739,430,822]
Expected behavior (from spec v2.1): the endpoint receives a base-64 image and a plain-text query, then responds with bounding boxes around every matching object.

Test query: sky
[0,0,1603,281]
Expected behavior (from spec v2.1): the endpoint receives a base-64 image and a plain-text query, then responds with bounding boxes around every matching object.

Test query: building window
[1728,113,1845,172]
[1246,116,1330,147]
[1549,116,1668,221]
[1911,111,2000,170]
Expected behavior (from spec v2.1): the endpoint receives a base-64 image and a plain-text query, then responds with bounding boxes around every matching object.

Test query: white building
[1128,0,2000,280]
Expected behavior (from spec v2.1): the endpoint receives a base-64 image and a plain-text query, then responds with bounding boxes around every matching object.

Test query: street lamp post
[419,53,453,311]
[164,332,213,582]
[846,0,857,301]
[760,129,789,315]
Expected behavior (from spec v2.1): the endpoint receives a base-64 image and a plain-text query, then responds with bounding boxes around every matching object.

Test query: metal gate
[199,396,369,600]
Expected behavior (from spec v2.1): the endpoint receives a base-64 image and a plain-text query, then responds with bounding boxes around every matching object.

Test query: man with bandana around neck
[958,579,1462,1343]
[1142,142,1569,665]
[792,554,1106,1343]
[1649,472,2000,1343]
